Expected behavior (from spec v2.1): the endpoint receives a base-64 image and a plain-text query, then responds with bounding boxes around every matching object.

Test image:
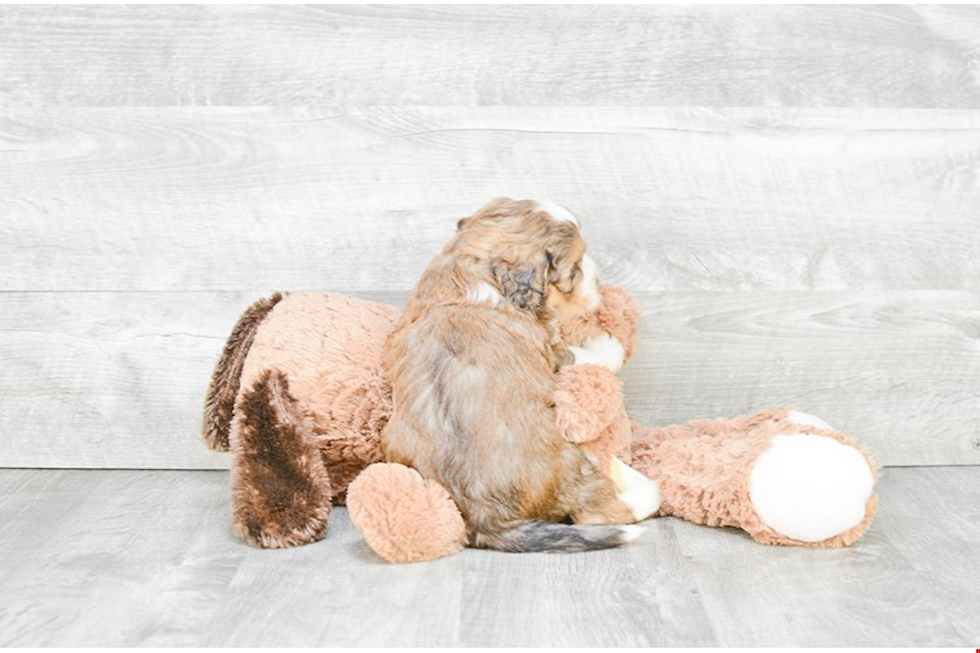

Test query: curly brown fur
[202,292,284,452]
[383,199,645,553]
[230,370,333,548]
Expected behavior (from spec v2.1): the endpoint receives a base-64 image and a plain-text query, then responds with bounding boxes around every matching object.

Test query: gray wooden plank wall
[1,5,979,469]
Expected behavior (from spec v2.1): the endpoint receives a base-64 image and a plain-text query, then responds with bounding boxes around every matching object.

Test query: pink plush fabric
[237,293,399,501]
[553,365,623,444]
[558,285,641,360]
[553,364,633,465]
[347,463,467,563]
[629,407,879,547]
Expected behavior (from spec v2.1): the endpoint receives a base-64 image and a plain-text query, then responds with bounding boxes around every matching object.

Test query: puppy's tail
[471,520,641,553]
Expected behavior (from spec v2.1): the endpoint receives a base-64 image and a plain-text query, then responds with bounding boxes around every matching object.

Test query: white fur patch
[750,434,875,543]
[787,410,833,431]
[612,457,661,522]
[610,456,652,492]
[535,200,579,226]
[575,254,600,311]
[569,333,626,372]
[466,282,503,307]
[618,477,662,522]
[618,524,645,542]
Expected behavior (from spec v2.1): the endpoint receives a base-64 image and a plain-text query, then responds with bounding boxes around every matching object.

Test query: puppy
[382,198,658,552]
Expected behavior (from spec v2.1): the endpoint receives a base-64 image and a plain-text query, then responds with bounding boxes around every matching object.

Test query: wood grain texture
[1,5,979,107]
[0,467,975,646]
[622,291,980,467]
[667,465,979,645]
[2,7,978,471]
[872,466,980,640]
[1,290,977,469]
[2,107,979,293]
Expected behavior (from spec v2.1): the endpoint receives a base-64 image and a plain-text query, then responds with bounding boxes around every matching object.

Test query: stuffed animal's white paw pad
[750,434,874,543]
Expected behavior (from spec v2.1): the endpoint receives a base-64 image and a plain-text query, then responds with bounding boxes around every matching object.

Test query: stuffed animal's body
[203,287,878,560]
[203,292,397,548]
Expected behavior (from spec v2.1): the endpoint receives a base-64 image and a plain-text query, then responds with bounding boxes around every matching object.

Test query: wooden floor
[0,467,975,647]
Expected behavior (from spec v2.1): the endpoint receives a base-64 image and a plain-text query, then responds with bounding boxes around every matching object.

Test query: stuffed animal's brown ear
[202,292,284,451]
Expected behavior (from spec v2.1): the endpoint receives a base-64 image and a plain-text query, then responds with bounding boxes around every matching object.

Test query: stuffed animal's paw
[555,284,640,363]
[553,365,624,444]
[347,463,467,563]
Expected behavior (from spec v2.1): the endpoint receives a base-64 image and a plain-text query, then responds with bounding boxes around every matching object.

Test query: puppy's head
[455,198,600,319]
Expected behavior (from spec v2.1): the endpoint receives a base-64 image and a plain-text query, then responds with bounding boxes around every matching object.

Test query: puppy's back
[383,306,636,553]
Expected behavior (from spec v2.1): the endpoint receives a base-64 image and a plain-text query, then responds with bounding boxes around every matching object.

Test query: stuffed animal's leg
[630,408,878,547]
[229,369,333,548]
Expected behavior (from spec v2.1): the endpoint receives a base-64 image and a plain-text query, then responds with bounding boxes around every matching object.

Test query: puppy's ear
[456,217,469,231]
[547,249,578,293]
[544,224,582,293]
[491,252,549,312]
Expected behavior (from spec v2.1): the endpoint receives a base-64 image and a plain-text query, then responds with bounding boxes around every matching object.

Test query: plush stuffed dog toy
[203,285,877,561]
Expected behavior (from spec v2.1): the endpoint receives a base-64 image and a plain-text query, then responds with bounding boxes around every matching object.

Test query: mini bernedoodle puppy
[382,198,660,552]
